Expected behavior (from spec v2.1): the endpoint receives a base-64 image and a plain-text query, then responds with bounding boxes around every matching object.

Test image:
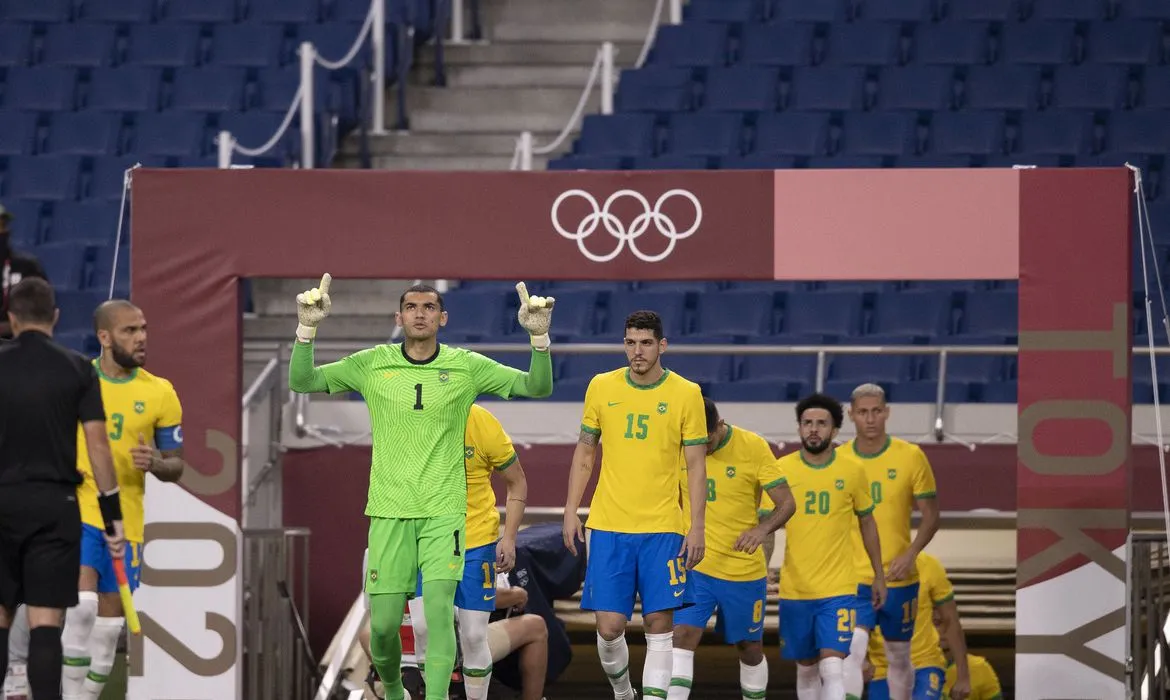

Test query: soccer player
[935,610,997,699]
[562,310,708,700]
[776,393,885,700]
[865,552,970,700]
[668,397,795,700]
[289,276,554,700]
[409,402,529,699]
[841,384,940,700]
[59,300,188,700]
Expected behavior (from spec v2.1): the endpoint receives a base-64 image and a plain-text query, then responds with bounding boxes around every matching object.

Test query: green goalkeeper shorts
[365,514,466,596]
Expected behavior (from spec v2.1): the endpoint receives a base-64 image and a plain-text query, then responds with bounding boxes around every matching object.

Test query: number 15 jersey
[581,368,707,536]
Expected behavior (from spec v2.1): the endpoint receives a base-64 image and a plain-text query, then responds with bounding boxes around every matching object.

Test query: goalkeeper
[288,276,554,700]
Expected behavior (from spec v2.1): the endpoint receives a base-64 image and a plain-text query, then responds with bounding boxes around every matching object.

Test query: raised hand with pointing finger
[295,273,332,342]
[515,281,555,351]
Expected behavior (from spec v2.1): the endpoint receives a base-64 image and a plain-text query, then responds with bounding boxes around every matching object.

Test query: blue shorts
[856,582,919,641]
[867,667,946,700]
[778,595,857,661]
[80,524,143,594]
[415,542,497,612]
[581,530,689,619]
[674,570,766,644]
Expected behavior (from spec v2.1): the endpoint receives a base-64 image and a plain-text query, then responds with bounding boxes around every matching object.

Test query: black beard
[111,345,141,369]
[801,438,832,455]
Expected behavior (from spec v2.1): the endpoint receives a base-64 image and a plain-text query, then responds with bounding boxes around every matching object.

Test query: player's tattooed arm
[150,447,187,482]
[578,428,600,446]
[563,428,598,555]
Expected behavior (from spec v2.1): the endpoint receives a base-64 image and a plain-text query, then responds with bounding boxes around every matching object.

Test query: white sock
[80,616,124,699]
[62,591,99,698]
[796,663,821,700]
[818,657,845,700]
[739,659,768,699]
[597,633,634,697]
[408,596,427,671]
[457,608,493,699]
[667,648,694,699]
[843,626,869,699]
[884,640,913,700]
[643,632,673,699]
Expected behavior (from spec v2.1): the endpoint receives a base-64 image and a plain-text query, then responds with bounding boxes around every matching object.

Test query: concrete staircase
[333,0,656,170]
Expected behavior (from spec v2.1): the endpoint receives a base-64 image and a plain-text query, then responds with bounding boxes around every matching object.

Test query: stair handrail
[509,0,681,171]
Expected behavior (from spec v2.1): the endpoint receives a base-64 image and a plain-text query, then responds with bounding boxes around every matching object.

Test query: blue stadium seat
[0,112,39,156]
[170,67,248,112]
[438,291,510,341]
[781,291,865,340]
[131,113,208,156]
[841,112,919,156]
[1032,0,1110,20]
[247,0,321,23]
[868,291,954,339]
[1087,21,1164,65]
[631,155,710,170]
[534,290,599,341]
[773,0,852,21]
[999,22,1079,65]
[575,114,656,157]
[1107,111,1170,154]
[663,355,734,384]
[983,153,1063,168]
[922,354,1006,384]
[738,22,817,67]
[547,155,625,171]
[210,24,286,67]
[980,381,1017,402]
[1052,65,1130,110]
[605,292,688,336]
[693,291,776,337]
[85,67,164,112]
[0,0,72,21]
[701,66,780,113]
[562,354,628,381]
[3,67,77,111]
[946,0,1020,21]
[86,156,166,200]
[739,354,818,383]
[962,291,1018,336]
[876,66,955,110]
[914,23,991,65]
[616,67,693,114]
[127,24,203,67]
[163,0,239,23]
[828,354,916,383]
[2,199,46,248]
[41,23,118,68]
[48,201,120,245]
[825,22,905,66]
[45,112,124,156]
[893,380,971,403]
[861,0,939,21]
[1015,111,1096,156]
[218,112,300,161]
[707,379,790,402]
[0,23,33,67]
[962,66,1042,110]
[647,23,729,67]
[81,0,156,22]
[807,156,886,169]
[55,289,107,332]
[32,244,88,292]
[1141,67,1170,109]
[685,0,762,23]
[665,113,743,156]
[752,113,831,156]
[6,156,82,201]
[788,66,867,111]
[545,376,591,402]
[89,243,131,296]
[330,0,382,21]
[928,111,1005,156]
[1118,0,1170,19]
[719,154,800,169]
[256,66,330,113]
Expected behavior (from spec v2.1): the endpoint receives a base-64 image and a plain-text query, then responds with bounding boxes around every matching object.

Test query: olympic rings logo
[550,189,703,263]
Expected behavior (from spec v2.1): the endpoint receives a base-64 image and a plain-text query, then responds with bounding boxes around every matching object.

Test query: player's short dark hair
[704,397,720,430]
[624,310,663,340]
[795,393,844,429]
[399,284,445,312]
[93,299,138,334]
[8,277,55,325]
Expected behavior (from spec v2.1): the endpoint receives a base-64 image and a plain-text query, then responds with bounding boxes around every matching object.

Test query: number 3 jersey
[776,448,873,600]
[76,362,184,543]
[580,368,707,536]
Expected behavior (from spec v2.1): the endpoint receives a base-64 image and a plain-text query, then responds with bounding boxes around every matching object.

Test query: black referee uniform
[0,329,103,612]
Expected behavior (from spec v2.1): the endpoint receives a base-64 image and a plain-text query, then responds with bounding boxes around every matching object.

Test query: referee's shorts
[0,483,82,610]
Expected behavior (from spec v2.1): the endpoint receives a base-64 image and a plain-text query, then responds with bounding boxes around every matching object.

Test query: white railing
[216,0,389,171]
[509,0,682,171]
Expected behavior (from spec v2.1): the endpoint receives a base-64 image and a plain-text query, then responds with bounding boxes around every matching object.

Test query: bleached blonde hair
[850,383,886,404]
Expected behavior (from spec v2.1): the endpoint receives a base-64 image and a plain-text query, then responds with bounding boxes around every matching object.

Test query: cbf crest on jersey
[439,371,450,383]
[134,401,145,414]
[835,479,845,490]
[657,401,668,414]
[888,469,897,480]
[726,466,736,478]
[465,446,475,460]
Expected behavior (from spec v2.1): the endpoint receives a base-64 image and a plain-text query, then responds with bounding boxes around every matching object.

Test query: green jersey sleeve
[468,348,553,399]
[288,342,370,395]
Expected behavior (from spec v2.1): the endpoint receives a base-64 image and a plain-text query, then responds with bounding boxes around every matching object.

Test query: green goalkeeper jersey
[289,342,552,518]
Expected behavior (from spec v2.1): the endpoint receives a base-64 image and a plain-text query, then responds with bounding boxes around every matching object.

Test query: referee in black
[0,278,125,700]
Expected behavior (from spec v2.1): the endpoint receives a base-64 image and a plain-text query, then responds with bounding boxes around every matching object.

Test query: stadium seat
[32,244,88,292]
[218,112,300,161]
[1052,65,1130,110]
[893,380,971,403]
[707,379,790,402]
[163,0,239,22]
[87,156,166,201]
[1032,0,1110,20]
[81,0,157,22]
[47,201,120,245]
[131,113,209,156]
[962,291,1018,337]
[630,155,710,170]
[563,353,631,381]
[5,156,82,201]
[868,291,954,339]
[3,199,46,248]
[256,66,330,113]
[84,67,164,112]
[169,67,248,112]
[89,243,131,297]
[547,155,626,171]
[210,24,287,67]
[922,354,1007,383]
[575,114,656,157]
[700,66,781,113]
[1086,20,1163,65]
[0,112,39,156]
[773,0,852,22]
[45,112,125,156]
[999,22,1079,65]
[605,292,688,336]
[1140,67,1170,109]
[1015,111,1096,156]
[829,354,916,383]
[739,355,818,384]
[436,291,510,341]
[126,24,203,67]
[0,23,32,67]
[781,291,866,340]
[3,67,78,111]
[788,66,868,111]
[738,22,818,67]
[40,23,118,68]
[962,66,1042,111]
[665,113,743,156]
[662,355,734,384]
[692,292,776,338]
[980,381,1017,403]
[876,66,956,111]
[914,23,991,66]
[531,289,600,341]
[55,289,108,332]
[861,0,939,21]
[615,66,694,114]
[945,0,1020,21]
[928,112,1006,156]
[0,0,72,21]
[247,0,322,23]
[647,23,729,67]
[825,22,905,67]
[718,154,800,169]
[840,112,919,156]
[1118,0,1170,20]
[685,0,762,23]
[1108,111,1170,154]
[752,113,831,156]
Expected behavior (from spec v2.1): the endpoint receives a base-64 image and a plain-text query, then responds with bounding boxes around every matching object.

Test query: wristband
[296,323,317,343]
[529,333,550,351]
[98,489,123,534]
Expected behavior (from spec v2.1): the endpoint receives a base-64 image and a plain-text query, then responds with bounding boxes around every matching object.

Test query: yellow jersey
[581,368,707,535]
[694,426,786,582]
[777,448,874,600]
[847,436,937,588]
[869,552,952,680]
[946,655,1002,700]
[77,362,183,543]
[464,404,518,551]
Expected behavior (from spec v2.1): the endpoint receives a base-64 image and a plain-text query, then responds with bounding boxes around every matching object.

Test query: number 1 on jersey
[414,383,424,410]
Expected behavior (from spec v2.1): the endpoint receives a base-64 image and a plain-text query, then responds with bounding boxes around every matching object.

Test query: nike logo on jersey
[483,595,493,601]
[607,401,622,407]
[674,590,684,597]
[838,635,851,643]
[382,372,397,379]
[748,625,762,633]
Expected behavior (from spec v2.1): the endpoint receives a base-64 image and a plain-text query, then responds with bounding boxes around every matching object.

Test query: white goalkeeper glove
[295,273,332,342]
[516,281,555,351]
